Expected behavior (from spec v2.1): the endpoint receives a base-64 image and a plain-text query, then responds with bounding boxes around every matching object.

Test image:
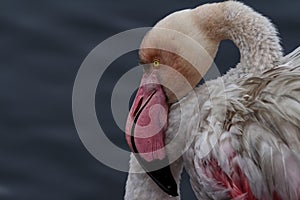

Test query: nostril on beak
[132,97,143,118]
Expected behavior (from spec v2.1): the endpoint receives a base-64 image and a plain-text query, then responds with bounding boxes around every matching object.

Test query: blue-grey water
[1,0,300,199]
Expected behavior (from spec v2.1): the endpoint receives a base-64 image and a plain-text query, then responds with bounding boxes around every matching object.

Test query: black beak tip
[154,178,178,197]
[160,177,178,197]
[146,164,179,197]
[165,186,179,197]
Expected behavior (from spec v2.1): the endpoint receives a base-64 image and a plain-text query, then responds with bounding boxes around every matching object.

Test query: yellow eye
[153,59,160,67]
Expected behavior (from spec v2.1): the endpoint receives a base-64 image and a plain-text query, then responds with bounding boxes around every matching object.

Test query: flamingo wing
[186,47,300,200]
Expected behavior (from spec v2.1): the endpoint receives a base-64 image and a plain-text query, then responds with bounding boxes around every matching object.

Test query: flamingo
[124,1,300,199]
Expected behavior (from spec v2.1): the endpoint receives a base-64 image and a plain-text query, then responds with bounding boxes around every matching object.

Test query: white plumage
[125,1,300,199]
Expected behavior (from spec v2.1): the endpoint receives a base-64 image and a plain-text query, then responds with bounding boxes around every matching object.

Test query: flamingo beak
[125,72,178,197]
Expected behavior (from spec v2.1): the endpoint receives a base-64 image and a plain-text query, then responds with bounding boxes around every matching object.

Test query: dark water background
[1,0,300,199]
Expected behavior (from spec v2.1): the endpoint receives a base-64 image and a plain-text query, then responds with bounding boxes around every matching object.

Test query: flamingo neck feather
[193,1,283,81]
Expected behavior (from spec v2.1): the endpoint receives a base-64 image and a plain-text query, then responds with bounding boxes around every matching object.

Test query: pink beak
[125,71,178,196]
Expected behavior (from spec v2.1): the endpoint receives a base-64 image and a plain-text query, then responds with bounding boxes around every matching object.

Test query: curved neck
[194,1,283,80]
[223,1,282,75]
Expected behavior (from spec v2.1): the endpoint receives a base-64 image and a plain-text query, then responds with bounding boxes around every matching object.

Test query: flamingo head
[125,3,223,196]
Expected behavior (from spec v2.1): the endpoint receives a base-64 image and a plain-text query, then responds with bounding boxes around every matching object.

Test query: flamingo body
[124,1,300,199]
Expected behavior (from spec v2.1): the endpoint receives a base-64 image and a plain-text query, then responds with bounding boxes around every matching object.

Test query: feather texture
[125,1,300,199]
[183,47,300,200]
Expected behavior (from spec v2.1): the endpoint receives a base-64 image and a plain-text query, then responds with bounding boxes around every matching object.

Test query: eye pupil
[153,60,160,67]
